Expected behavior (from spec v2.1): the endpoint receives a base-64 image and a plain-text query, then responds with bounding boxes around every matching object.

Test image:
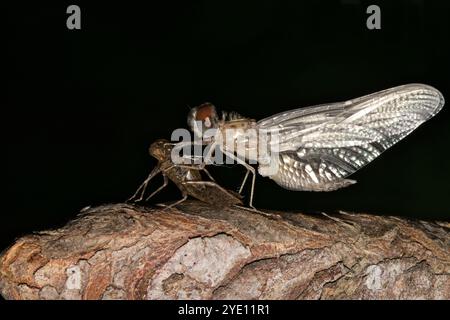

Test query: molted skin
[145,139,243,207]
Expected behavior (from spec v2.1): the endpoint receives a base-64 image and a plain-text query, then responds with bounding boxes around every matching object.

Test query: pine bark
[0,201,449,300]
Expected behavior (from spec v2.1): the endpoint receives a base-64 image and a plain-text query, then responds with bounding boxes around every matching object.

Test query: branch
[0,201,449,299]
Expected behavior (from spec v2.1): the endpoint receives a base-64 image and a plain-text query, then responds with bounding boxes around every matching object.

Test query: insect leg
[201,167,216,182]
[171,141,205,164]
[160,194,189,211]
[221,150,257,208]
[128,164,161,202]
[145,175,169,201]
[238,170,250,194]
[201,141,217,166]
[172,141,219,174]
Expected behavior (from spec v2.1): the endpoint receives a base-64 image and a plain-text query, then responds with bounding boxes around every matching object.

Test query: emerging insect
[128,139,243,208]
[185,83,445,208]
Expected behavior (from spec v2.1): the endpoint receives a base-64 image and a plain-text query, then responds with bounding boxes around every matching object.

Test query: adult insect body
[186,84,445,208]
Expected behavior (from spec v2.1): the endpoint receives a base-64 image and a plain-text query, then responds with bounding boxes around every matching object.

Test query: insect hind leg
[145,175,169,201]
[157,194,189,211]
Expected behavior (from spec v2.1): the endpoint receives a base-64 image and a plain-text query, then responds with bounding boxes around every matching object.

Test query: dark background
[5,0,450,251]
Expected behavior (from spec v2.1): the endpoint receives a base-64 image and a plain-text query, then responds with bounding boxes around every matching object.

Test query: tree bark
[0,201,449,300]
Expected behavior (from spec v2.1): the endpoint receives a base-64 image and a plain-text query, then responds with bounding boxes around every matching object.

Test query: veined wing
[257,84,444,191]
[258,84,444,150]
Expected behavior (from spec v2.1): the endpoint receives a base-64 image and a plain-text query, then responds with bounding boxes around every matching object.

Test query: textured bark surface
[0,201,449,300]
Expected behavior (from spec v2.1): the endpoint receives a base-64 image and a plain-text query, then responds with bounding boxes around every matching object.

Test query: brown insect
[128,139,243,208]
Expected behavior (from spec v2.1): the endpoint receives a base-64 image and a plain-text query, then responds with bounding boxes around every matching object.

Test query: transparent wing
[258,84,444,149]
[257,84,444,191]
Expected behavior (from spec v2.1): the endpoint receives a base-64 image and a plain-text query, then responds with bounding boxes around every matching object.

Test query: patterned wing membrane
[257,84,444,191]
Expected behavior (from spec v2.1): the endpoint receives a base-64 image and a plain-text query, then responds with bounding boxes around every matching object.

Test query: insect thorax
[217,120,279,167]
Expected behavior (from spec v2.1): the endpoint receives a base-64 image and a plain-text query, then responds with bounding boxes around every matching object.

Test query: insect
[184,83,445,208]
[128,139,243,208]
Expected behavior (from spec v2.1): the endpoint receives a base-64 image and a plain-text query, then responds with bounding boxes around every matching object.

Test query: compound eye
[195,102,215,118]
[187,103,218,137]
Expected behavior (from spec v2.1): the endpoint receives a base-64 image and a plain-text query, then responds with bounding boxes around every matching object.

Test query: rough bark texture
[0,201,449,300]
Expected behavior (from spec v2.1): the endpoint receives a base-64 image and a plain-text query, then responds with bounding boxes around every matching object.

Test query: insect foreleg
[238,170,250,194]
[171,141,204,166]
[221,150,257,208]
[128,164,161,202]
[201,167,216,182]
[202,141,217,166]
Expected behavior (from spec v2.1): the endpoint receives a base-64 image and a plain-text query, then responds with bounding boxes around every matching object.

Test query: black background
[5,0,450,252]
[0,300,442,317]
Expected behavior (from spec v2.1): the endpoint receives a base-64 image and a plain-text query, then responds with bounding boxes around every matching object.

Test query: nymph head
[149,139,173,161]
[187,103,219,138]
